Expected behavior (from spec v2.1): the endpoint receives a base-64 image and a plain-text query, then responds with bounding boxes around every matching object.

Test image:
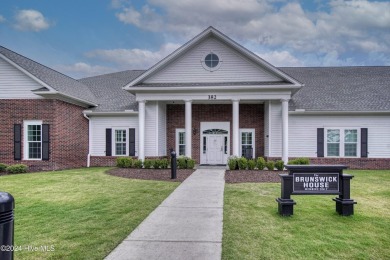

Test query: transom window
[203,129,228,135]
[326,128,359,157]
[115,129,127,156]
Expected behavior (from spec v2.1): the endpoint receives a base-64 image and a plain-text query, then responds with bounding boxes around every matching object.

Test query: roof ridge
[0,45,83,82]
[0,45,98,105]
[79,69,146,81]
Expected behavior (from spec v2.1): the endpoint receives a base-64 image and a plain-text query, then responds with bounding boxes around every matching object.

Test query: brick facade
[267,157,390,170]
[167,104,264,163]
[0,99,89,171]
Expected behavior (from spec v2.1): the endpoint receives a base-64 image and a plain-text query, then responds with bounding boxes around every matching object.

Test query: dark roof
[79,70,144,112]
[280,67,390,111]
[79,66,390,113]
[0,46,97,105]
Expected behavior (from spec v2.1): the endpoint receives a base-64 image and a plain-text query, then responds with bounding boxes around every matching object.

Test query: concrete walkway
[105,169,225,260]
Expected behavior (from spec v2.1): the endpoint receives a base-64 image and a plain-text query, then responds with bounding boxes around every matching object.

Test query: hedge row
[227,157,310,171]
[0,163,29,174]
[116,157,196,169]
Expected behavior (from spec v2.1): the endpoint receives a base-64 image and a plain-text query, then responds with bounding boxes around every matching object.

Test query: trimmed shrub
[133,159,143,169]
[153,159,161,169]
[275,160,284,171]
[256,157,266,170]
[116,157,132,168]
[160,158,169,169]
[177,156,187,169]
[7,164,28,174]
[143,159,153,169]
[227,156,238,170]
[187,159,195,169]
[288,157,310,165]
[248,159,256,170]
[0,163,7,172]
[238,157,248,170]
[266,161,275,171]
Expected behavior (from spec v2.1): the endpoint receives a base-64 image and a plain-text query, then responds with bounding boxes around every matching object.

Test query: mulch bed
[107,168,196,182]
[225,170,285,183]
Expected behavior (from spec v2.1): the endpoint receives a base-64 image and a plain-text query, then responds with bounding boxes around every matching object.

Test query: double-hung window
[240,129,255,158]
[24,121,42,160]
[114,129,127,156]
[176,129,185,156]
[326,128,359,157]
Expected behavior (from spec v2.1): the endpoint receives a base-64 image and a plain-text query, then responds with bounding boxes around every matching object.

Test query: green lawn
[0,168,179,259]
[222,170,390,260]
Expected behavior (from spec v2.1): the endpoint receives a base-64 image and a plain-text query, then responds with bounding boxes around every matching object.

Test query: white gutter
[289,110,390,115]
[83,112,91,167]
[82,110,138,116]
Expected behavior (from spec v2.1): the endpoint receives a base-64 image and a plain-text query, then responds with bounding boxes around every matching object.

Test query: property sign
[293,173,339,194]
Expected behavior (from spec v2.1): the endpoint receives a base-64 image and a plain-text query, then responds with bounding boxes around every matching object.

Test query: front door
[206,135,224,164]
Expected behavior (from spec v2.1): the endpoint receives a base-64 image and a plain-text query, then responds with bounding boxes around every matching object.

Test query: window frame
[201,51,222,72]
[239,129,255,158]
[23,120,42,160]
[175,128,186,156]
[113,128,127,156]
[325,127,360,158]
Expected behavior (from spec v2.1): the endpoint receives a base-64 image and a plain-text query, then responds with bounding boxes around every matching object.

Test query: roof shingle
[280,67,390,111]
[0,46,97,105]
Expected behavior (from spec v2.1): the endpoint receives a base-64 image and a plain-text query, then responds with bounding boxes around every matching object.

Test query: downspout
[83,113,91,167]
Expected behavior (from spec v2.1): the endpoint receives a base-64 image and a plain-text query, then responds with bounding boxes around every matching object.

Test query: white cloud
[86,43,181,69]
[256,50,304,67]
[14,9,51,32]
[0,15,5,23]
[112,0,390,66]
[55,62,117,79]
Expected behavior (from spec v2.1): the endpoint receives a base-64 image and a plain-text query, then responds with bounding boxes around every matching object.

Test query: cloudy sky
[0,0,389,78]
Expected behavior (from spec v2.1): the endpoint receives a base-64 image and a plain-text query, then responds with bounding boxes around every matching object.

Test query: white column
[281,99,289,164]
[138,100,146,162]
[232,99,240,157]
[185,100,192,158]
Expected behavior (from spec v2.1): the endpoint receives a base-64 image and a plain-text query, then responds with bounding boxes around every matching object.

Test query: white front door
[206,135,224,164]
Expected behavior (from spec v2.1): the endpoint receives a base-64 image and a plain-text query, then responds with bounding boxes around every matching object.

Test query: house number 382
[208,95,217,100]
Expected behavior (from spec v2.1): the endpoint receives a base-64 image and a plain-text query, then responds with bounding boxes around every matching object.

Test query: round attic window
[201,52,222,71]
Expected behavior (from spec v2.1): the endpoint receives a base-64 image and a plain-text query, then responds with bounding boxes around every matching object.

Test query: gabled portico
[124,26,302,164]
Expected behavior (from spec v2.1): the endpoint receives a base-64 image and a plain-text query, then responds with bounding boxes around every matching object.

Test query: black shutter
[361,128,368,158]
[317,128,324,157]
[14,124,22,160]
[42,124,50,160]
[106,128,112,156]
[129,128,135,156]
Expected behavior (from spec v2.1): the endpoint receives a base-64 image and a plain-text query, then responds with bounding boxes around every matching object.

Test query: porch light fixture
[192,128,198,135]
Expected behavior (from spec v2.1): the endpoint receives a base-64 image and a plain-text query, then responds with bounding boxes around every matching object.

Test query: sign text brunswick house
[293,173,339,193]
[276,165,357,216]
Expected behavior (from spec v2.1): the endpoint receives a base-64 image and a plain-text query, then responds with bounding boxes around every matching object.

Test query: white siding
[157,102,167,156]
[0,57,44,99]
[289,115,390,158]
[145,102,158,156]
[90,116,138,156]
[264,101,270,156]
[145,37,282,83]
[269,101,282,157]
